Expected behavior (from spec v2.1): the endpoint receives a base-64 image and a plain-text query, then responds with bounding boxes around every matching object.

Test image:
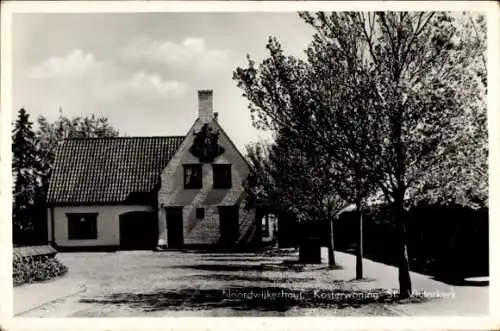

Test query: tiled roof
[47,136,184,205]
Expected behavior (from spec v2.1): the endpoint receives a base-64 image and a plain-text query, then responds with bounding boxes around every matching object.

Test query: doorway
[219,206,239,247]
[166,207,184,248]
[119,211,158,250]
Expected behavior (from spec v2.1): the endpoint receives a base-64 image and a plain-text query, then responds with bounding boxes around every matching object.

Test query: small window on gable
[213,164,232,189]
[67,213,98,240]
[196,208,205,220]
[184,164,202,189]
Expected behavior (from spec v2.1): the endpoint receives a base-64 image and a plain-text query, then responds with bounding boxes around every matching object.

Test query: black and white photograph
[1,1,498,330]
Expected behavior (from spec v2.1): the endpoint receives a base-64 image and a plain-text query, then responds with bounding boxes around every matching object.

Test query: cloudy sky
[12,12,316,153]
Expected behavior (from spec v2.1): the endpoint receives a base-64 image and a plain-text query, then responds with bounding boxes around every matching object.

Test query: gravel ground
[16,250,426,317]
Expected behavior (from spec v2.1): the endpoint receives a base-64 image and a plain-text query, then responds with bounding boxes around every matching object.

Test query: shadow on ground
[183,253,271,257]
[184,251,298,258]
[200,258,280,263]
[431,276,489,287]
[179,274,319,283]
[173,264,266,272]
[80,286,427,313]
[173,263,343,273]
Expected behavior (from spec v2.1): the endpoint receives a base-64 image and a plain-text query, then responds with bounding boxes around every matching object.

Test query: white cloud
[121,37,232,72]
[24,49,187,101]
[125,71,187,99]
[27,49,103,80]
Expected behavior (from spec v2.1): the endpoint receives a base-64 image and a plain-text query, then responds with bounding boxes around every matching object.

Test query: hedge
[334,203,489,280]
[282,203,489,280]
[13,255,68,287]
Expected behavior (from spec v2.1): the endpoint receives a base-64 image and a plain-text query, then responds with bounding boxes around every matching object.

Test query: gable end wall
[158,119,257,247]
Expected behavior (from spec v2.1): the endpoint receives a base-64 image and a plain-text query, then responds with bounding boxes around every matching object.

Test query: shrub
[13,255,68,287]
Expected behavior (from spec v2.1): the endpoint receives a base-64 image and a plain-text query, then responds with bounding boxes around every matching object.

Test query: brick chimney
[198,90,213,123]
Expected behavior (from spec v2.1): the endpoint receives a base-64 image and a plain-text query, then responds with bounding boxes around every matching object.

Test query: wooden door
[166,207,184,248]
[119,211,158,250]
[219,206,239,247]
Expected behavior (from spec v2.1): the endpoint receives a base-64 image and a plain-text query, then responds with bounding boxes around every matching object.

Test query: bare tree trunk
[328,217,336,268]
[356,204,363,279]
[391,103,412,298]
[394,200,412,299]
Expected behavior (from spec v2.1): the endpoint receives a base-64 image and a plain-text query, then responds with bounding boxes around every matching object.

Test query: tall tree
[409,12,487,209]
[234,11,486,298]
[235,36,377,278]
[12,108,39,244]
[246,129,348,267]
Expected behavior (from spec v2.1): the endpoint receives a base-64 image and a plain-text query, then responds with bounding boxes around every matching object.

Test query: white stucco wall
[50,205,154,247]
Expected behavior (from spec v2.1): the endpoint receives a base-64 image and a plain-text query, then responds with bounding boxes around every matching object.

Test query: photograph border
[1,1,499,330]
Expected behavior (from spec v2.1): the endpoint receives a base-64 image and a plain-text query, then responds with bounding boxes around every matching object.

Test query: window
[196,208,205,220]
[67,213,98,240]
[213,164,232,189]
[184,164,202,189]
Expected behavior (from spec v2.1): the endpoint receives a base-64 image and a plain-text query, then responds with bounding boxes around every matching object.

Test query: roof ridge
[65,135,185,141]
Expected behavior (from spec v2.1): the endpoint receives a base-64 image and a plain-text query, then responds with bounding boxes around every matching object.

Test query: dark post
[356,207,363,279]
[328,217,336,267]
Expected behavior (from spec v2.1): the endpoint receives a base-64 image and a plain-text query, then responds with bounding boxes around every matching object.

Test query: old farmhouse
[46,90,277,251]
